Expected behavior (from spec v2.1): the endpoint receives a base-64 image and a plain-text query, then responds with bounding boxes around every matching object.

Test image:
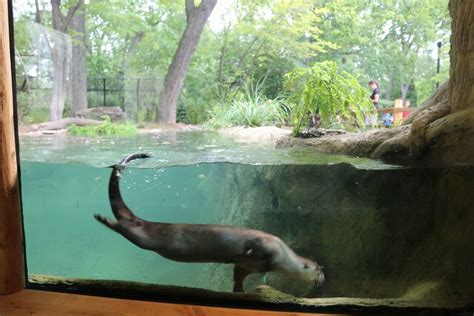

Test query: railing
[16,77,160,109]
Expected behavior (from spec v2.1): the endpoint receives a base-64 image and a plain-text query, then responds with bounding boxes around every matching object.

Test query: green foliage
[284,61,373,134]
[136,107,157,127]
[208,97,287,128]
[13,0,450,126]
[314,0,450,103]
[22,108,50,124]
[17,90,50,123]
[378,99,393,108]
[68,116,137,136]
[215,1,335,105]
[208,80,288,128]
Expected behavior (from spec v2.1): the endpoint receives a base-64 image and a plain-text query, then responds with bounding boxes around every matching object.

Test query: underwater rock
[197,163,474,307]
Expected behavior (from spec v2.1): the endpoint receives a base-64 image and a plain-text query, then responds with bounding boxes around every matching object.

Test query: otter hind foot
[94,214,117,229]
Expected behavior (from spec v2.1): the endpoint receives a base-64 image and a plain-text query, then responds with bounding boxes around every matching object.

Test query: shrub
[284,61,374,135]
[22,108,50,124]
[207,81,288,128]
[207,97,288,128]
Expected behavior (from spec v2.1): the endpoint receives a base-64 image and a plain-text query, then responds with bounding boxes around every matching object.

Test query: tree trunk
[385,76,393,100]
[217,39,227,101]
[156,0,217,124]
[449,0,474,110]
[48,0,83,121]
[400,82,410,100]
[123,32,144,120]
[50,37,68,121]
[70,4,87,116]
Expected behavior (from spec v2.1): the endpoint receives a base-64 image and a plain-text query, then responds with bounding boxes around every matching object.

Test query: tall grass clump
[208,80,289,128]
[284,61,374,135]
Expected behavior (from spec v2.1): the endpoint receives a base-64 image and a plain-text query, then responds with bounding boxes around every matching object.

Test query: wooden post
[0,0,26,294]
[393,99,403,124]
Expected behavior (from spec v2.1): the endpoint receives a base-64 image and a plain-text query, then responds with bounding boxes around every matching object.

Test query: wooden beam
[0,290,347,316]
[377,107,415,114]
[0,0,25,294]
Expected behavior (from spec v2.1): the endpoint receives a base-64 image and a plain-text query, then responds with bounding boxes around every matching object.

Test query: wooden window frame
[1,0,472,314]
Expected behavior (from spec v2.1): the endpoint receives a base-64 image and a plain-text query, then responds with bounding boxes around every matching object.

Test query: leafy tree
[13,0,451,125]
[315,0,450,104]
[156,0,217,124]
[216,0,334,102]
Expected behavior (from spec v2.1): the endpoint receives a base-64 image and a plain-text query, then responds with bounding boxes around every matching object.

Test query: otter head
[296,257,325,287]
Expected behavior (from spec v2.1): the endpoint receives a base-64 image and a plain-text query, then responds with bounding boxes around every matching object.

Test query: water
[19,131,474,307]
[19,131,394,169]
[22,161,215,287]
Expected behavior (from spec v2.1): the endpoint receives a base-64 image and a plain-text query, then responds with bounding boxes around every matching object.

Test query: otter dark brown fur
[94,153,325,292]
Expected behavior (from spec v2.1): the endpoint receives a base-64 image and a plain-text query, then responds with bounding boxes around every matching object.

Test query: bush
[207,81,288,128]
[22,108,50,124]
[207,97,288,128]
[68,115,137,136]
[284,61,374,135]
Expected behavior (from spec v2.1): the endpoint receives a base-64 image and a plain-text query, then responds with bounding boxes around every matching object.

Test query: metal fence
[87,77,160,109]
[17,77,160,110]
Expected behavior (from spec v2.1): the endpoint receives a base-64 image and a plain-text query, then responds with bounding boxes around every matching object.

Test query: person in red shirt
[402,99,411,119]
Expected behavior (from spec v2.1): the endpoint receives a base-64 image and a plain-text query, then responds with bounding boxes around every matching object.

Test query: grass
[68,115,137,136]
[207,79,289,128]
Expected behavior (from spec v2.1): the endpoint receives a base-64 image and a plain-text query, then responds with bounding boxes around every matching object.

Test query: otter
[94,153,325,292]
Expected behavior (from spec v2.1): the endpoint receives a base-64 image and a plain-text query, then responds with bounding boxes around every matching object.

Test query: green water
[20,131,394,169]
[21,131,474,304]
[20,131,396,291]
[22,161,219,287]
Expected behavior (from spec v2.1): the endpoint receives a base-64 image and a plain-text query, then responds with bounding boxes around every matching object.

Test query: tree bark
[70,4,87,116]
[400,82,410,100]
[48,0,83,121]
[156,0,217,124]
[49,40,68,121]
[449,0,474,110]
[385,76,393,100]
[123,31,144,119]
[217,39,227,101]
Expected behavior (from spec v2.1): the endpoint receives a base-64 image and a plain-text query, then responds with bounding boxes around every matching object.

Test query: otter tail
[112,153,151,170]
[108,153,151,220]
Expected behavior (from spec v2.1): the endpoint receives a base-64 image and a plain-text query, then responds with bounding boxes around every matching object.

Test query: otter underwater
[94,153,325,293]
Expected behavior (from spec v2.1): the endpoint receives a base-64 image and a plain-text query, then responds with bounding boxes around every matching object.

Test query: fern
[284,61,374,135]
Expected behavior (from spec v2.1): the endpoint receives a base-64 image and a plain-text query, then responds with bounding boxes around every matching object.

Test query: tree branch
[185,0,195,22]
[34,0,42,23]
[198,0,217,11]
[126,31,145,54]
[64,0,84,30]
[50,0,65,31]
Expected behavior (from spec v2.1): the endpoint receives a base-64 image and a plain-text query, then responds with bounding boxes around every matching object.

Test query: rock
[218,126,292,143]
[295,128,347,138]
[27,117,103,132]
[75,106,127,122]
[196,163,474,306]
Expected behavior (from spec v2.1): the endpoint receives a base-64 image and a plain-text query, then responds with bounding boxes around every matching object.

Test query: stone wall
[198,163,474,307]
